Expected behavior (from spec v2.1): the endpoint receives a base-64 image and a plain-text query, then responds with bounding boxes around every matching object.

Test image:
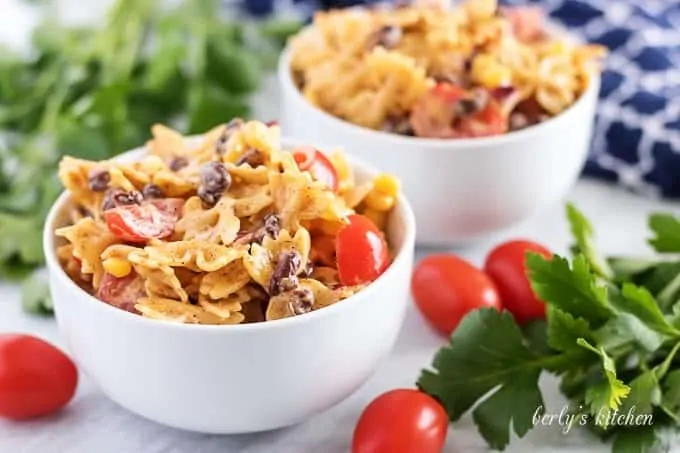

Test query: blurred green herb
[0,0,302,310]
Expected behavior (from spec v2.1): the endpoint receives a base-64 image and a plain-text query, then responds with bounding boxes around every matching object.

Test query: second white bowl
[278,46,599,245]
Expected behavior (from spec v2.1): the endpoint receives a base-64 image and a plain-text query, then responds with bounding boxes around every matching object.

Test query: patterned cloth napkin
[241,0,680,198]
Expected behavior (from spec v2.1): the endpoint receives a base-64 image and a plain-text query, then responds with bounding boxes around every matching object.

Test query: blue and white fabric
[240,0,680,198]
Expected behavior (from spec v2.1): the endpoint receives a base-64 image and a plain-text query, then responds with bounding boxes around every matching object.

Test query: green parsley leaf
[577,338,631,426]
[546,307,595,353]
[608,257,659,282]
[522,319,551,355]
[611,428,660,453]
[609,284,680,338]
[618,370,660,416]
[418,308,552,450]
[598,313,666,354]
[566,203,614,279]
[649,214,680,253]
[21,271,52,315]
[527,253,613,325]
[661,370,680,420]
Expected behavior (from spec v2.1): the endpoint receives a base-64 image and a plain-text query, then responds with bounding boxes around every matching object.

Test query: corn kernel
[471,55,512,88]
[364,191,395,212]
[103,258,132,278]
[363,208,387,230]
[373,173,400,197]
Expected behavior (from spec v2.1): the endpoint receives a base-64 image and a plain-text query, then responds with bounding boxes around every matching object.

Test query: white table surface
[2,1,680,452]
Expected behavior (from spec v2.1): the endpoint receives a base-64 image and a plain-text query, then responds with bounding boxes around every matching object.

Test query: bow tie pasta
[54,120,399,324]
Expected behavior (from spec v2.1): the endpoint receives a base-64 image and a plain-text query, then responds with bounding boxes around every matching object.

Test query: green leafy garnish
[419,204,680,452]
[418,309,548,450]
[649,214,680,253]
[567,202,614,279]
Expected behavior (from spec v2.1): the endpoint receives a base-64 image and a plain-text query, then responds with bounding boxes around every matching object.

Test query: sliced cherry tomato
[0,334,78,420]
[458,98,508,138]
[96,272,146,313]
[104,198,184,243]
[484,240,552,325]
[412,254,501,336]
[292,146,339,191]
[352,389,448,453]
[336,214,389,286]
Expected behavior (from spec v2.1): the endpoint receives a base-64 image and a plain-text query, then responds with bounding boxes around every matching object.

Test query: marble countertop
[2,1,680,451]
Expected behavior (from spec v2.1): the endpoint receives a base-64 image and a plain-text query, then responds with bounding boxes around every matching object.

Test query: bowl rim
[277,32,602,149]
[43,136,417,333]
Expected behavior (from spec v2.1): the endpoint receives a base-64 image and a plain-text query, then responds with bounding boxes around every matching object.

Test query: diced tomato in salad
[292,146,339,191]
[104,198,184,243]
[96,272,146,313]
[410,83,508,138]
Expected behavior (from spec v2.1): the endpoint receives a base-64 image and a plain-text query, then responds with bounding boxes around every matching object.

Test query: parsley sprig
[418,203,680,453]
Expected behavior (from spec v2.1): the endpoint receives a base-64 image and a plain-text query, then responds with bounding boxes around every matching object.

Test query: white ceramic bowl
[278,47,600,245]
[43,138,416,434]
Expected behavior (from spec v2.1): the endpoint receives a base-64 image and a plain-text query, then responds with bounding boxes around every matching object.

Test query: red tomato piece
[352,389,448,453]
[484,240,552,325]
[0,334,78,420]
[292,146,339,191]
[104,198,184,243]
[411,254,502,336]
[431,83,467,102]
[96,272,146,313]
[457,99,509,138]
[336,214,390,286]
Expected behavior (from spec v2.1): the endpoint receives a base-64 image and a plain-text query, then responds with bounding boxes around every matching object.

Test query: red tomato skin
[483,240,552,325]
[352,389,448,453]
[336,214,390,286]
[411,255,501,336]
[104,198,184,243]
[0,334,78,420]
[432,83,467,102]
[96,272,146,313]
[293,147,339,191]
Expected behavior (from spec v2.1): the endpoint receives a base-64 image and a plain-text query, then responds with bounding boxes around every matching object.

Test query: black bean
[289,288,314,315]
[235,148,265,167]
[454,89,489,117]
[102,188,143,211]
[142,183,164,199]
[88,169,110,192]
[197,186,221,208]
[263,214,280,239]
[381,115,414,136]
[198,161,231,207]
[216,118,244,156]
[372,25,402,49]
[269,251,302,296]
[169,157,188,172]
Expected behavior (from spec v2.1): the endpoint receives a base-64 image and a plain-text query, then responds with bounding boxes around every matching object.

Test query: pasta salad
[54,120,399,324]
[288,0,607,138]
